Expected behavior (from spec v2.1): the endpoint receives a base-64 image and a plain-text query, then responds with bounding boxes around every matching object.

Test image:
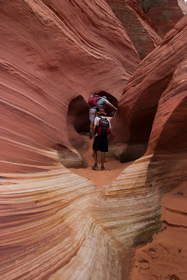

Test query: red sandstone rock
[107,0,184,38]
[106,0,161,58]
[0,4,153,278]
[0,0,139,173]
[0,1,187,280]
[116,15,187,160]
[137,0,184,36]
[117,16,187,280]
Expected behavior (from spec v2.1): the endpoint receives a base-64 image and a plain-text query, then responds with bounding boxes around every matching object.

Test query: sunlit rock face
[106,0,161,58]
[0,164,160,280]
[178,0,187,14]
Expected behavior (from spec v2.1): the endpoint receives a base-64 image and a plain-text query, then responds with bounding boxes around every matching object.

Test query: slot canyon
[0,1,187,279]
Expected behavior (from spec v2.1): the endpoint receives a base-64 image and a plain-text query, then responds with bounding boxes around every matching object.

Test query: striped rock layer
[0,0,139,173]
[0,1,160,280]
[1,1,187,280]
[0,160,160,280]
[118,15,187,158]
[137,0,184,36]
[106,0,161,58]
[118,16,187,280]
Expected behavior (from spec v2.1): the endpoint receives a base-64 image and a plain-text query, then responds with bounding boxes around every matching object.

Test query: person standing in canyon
[88,92,117,138]
[92,108,112,170]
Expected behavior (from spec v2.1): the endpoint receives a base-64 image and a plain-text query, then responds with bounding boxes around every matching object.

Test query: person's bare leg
[89,109,96,139]
[90,122,94,139]
[101,152,106,170]
[92,150,98,170]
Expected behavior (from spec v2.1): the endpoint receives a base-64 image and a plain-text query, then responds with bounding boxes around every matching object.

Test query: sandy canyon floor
[70,136,131,187]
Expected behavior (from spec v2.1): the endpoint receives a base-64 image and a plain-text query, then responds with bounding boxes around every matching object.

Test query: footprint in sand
[138,259,150,270]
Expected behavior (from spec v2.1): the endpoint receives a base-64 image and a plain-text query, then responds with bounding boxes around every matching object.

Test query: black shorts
[93,135,108,152]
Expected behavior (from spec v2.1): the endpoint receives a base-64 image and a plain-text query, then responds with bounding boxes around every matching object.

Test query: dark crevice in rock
[164,221,187,229]
[120,74,173,162]
[67,95,90,135]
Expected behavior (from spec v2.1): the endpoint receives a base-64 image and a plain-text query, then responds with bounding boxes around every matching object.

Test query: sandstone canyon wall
[138,0,184,36]
[0,1,160,280]
[117,14,187,280]
[130,58,187,280]
[0,1,187,280]
[107,0,184,42]
[117,15,187,161]
[0,0,139,173]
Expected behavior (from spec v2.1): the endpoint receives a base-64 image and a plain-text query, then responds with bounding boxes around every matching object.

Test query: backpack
[88,95,100,107]
[97,117,110,135]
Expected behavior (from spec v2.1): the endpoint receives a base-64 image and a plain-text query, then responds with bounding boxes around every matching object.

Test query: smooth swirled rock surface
[0,1,161,280]
[0,0,139,173]
[119,17,187,280]
[1,1,187,280]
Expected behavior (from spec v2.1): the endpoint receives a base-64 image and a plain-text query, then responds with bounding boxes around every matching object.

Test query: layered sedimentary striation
[133,54,187,280]
[0,1,161,280]
[117,15,187,161]
[0,0,139,173]
[107,0,184,41]
[138,0,184,36]
[106,0,161,58]
[117,16,187,279]
[0,163,161,280]
[1,1,187,279]
[117,14,187,213]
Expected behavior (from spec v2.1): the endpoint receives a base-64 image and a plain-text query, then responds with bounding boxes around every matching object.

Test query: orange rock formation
[0,0,139,173]
[137,0,184,36]
[0,1,187,280]
[119,15,187,280]
[106,0,161,58]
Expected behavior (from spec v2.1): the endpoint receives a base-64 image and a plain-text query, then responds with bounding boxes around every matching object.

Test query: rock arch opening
[66,95,90,150]
[67,95,90,135]
[67,93,118,149]
[55,95,90,168]
[64,93,128,185]
[97,91,118,114]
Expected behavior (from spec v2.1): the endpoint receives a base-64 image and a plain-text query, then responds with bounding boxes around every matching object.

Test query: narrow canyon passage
[66,93,132,187]
[1,1,187,279]
[70,136,133,187]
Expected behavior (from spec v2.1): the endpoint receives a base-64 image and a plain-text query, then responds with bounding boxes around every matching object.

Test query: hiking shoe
[92,164,98,170]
